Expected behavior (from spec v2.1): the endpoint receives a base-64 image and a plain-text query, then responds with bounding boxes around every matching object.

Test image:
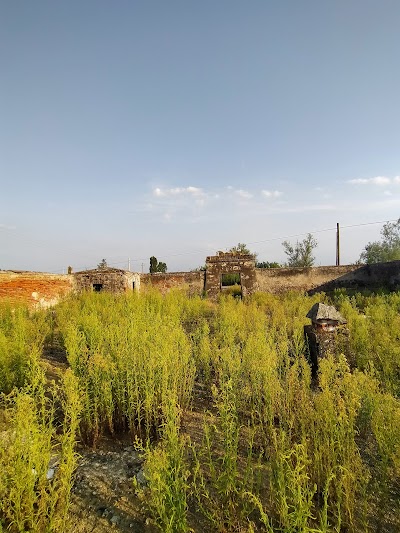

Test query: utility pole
[141,263,144,274]
[336,222,340,266]
[128,257,131,271]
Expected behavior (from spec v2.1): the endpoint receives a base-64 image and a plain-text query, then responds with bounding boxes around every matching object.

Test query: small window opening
[221,273,241,287]
[132,281,135,290]
[93,283,103,292]
[221,273,242,298]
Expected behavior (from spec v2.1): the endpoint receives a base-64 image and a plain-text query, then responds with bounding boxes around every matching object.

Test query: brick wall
[2,261,400,308]
[0,271,74,308]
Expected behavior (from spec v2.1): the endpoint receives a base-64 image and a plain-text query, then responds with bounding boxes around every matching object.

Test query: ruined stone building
[204,252,257,299]
[74,268,140,294]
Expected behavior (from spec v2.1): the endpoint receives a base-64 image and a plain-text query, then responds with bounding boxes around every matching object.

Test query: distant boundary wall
[1,261,400,307]
[256,265,359,294]
[0,271,75,308]
[140,271,204,296]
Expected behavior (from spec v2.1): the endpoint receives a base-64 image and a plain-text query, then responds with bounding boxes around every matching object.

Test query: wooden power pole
[336,222,340,266]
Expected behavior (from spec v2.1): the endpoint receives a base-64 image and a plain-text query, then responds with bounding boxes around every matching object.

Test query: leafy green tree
[359,218,400,264]
[282,233,317,267]
[157,261,167,273]
[256,261,281,268]
[97,259,108,269]
[150,256,158,273]
[150,256,167,273]
[229,243,252,254]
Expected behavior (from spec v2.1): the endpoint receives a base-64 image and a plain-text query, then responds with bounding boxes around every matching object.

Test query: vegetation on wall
[228,243,253,255]
[97,258,108,269]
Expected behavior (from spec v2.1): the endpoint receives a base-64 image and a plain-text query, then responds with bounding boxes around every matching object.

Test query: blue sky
[1,1,400,273]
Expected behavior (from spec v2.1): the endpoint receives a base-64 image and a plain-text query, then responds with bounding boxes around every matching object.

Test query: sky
[1,1,400,273]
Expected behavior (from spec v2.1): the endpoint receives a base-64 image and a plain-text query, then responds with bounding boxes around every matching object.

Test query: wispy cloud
[348,176,398,185]
[153,186,205,197]
[235,189,253,199]
[262,190,283,198]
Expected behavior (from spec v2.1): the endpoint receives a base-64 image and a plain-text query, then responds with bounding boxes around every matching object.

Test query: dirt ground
[68,436,152,533]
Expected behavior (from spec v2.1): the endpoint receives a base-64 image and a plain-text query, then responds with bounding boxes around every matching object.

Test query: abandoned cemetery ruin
[1,251,400,308]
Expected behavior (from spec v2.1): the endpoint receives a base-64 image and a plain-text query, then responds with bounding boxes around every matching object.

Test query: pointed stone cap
[306,303,347,324]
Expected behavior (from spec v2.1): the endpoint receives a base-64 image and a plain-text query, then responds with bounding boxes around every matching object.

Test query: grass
[0,289,399,531]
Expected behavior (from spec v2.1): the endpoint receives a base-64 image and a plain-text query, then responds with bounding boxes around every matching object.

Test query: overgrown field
[0,289,399,532]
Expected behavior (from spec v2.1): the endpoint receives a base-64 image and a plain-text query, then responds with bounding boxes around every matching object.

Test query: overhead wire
[3,218,397,273]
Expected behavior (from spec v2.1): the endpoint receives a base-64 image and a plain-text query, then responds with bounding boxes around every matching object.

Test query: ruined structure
[74,268,140,294]
[0,270,74,309]
[2,260,400,308]
[204,252,257,300]
[304,303,349,375]
[140,271,204,296]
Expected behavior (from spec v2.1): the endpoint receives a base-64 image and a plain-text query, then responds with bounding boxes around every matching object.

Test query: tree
[97,259,108,269]
[229,243,252,254]
[359,218,400,264]
[256,261,281,269]
[191,265,206,272]
[150,256,158,273]
[149,256,167,273]
[157,261,167,273]
[282,233,318,267]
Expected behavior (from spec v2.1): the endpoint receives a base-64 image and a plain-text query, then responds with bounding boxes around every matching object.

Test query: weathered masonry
[2,260,400,308]
[74,267,140,293]
[205,252,257,299]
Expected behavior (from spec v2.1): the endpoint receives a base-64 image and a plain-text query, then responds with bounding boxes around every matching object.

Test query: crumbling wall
[74,268,140,293]
[140,271,204,296]
[0,271,74,308]
[205,252,257,299]
[2,261,400,308]
[256,265,359,294]
[256,262,400,294]
[307,260,400,293]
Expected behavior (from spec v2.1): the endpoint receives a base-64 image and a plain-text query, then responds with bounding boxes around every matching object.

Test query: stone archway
[205,252,257,300]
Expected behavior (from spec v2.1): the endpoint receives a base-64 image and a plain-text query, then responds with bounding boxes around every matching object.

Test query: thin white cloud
[348,176,392,185]
[262,190,283,198]
[235,189,253,199]
[153,186,205,197]
[154,187,164,197]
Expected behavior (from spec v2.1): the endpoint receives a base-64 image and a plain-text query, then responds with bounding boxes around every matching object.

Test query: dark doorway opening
[132,282,135,290]
[93,283,103,292]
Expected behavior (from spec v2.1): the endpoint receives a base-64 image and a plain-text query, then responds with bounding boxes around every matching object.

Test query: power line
[122,218,399,263]
[6,217,398,273]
